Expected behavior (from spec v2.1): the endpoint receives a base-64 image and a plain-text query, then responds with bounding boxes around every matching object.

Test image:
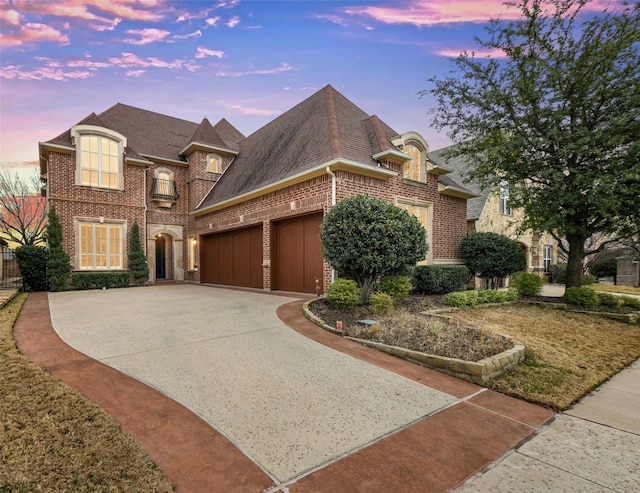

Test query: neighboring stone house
[39,85,473,294]
[430,145,559,282]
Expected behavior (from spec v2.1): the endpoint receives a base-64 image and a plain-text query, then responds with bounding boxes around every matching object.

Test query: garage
[272,213,324,294]
[200,225,263,289]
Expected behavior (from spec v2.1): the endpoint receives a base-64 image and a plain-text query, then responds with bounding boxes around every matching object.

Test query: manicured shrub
[320,194,428,303]
[71,272,130,290]
[596,292,624,309]
[128,221,149,286]
[442,290,479,307]
[326,278,360,309]
[511,271,544,297]
[618,295,640,310]
[370,292,394,315]
[564,287,598,308]
[589,254,618,281]
[377,275,412,305]
[46,205,71,292]
[461,232,526,289]
[412,265,469,294]
[549,264,567,284]
[15,245,49,292]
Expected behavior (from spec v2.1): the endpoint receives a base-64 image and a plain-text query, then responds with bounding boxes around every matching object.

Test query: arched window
[207,153,222,174]
[71,125,125,190]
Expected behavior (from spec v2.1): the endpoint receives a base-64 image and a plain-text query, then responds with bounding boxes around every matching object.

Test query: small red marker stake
[336,321,343,332]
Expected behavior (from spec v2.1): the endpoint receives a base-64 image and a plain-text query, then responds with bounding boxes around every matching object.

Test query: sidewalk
[455,358,640,492]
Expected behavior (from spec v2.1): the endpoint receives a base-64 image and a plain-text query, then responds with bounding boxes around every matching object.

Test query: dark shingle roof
[45,104,244,163]
[197,85,401,209]
[430,145,490,220]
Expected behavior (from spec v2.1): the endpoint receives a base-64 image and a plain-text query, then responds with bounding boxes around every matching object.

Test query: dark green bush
[377,275,412,305]
[326,278,360,309]
[596,292,624,309]
[549,264,567,284]
[71,272,130,290]
[511,271,544,297]
[618,295,640,310]
[128,221,149,286]
[370,292,394,315]
[46,205,71,292]
[461,232,526,289]
[442,289,517,307]
[564,287,598,308]
[412,265,469,294]
[589,254,618,280]
[15,245,49,292]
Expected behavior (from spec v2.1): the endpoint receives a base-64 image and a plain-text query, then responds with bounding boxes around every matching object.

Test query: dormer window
[403,144,424,182]
[71,125,126,191]
[499,180,512,215]
[207,153,222,174]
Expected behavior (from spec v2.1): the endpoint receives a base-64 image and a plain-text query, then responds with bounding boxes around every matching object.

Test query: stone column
[616,257,640,287]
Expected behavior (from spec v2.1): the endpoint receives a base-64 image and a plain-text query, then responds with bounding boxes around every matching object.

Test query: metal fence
[1,247,21,288]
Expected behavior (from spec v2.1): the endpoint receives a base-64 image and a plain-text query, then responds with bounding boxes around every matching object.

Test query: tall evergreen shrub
[46,205,71,291]
[128,221,149,286]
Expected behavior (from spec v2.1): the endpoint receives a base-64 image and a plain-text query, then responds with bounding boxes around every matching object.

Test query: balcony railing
[151,178,179,201]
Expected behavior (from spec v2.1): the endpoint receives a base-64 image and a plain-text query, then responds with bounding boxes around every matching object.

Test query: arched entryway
[156,234,167,280]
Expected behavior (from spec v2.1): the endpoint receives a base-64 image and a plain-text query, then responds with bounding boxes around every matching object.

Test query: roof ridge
[325,86,342,159]
[368,115,391,151]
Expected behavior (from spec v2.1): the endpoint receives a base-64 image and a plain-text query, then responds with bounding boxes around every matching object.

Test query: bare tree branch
[0,169,47,246]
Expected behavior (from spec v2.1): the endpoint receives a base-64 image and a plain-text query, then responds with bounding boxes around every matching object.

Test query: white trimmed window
[543,244,553,273]
[207,153,222,173]
[396,198,433,265]
[402,144,425,182]
[71,125,126,190]
[499,181,512,215]
[77,219,125,270]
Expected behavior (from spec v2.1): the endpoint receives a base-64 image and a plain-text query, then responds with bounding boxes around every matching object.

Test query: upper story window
[207,153,222,174]
[403,143,425,182]
[499,180,512,215]
[543,244,553,273]
[71,125,126,191]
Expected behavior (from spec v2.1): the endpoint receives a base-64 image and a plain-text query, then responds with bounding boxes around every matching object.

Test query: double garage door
[200,213,323,294]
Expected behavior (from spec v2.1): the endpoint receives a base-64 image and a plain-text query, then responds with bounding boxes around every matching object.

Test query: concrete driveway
[48,284,457,484]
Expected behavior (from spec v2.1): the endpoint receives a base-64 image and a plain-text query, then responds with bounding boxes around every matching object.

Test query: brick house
[39,85,473,294]
[430,145,559,283]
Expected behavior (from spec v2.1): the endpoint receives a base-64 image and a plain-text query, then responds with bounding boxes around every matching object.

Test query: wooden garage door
[273,213,323,294]
[200,225,263,289]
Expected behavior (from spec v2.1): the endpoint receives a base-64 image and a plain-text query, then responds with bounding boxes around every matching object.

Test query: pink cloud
[125,69,146,77]
[108,52,184,69]
[195,46,225,59]
[228,104,280,117]
[0,22,69,48]
[214,62,295,77]
[205,16,221,27]
[226,16,240,28]
[174,30,202,40]
[0,63,91,81]
[123,27,171,44]
[342,0,623,27]
[13,0,165,23]
[0,7,21,25]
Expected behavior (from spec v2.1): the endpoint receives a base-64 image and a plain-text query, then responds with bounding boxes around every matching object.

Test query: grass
[591,284,640,296]
[448,304,640,411]
[0,293,175,492]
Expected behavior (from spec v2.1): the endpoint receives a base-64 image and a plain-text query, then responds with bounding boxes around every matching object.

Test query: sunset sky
[0,0,620,178]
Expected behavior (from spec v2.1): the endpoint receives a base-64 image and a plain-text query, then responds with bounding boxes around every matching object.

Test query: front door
[156,235,166,280]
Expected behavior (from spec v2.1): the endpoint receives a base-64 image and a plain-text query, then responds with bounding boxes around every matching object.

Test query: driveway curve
[48,284,456,484]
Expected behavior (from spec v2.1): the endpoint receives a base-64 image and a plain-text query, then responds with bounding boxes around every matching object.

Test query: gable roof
[197,85,402,210]
[430,145,490,220]
[43,104,244,165]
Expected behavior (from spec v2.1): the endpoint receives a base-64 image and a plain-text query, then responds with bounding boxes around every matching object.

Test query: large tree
[425,0,639,287]
[320,194,428,304]
[0,169,47,246]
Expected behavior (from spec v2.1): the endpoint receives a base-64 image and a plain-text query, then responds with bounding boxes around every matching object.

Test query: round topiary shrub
[511,271,544,298]
[326,278,360,309]
[370,292,394,315]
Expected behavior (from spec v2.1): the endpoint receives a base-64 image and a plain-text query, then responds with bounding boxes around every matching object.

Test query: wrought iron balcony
[151,178,179,201]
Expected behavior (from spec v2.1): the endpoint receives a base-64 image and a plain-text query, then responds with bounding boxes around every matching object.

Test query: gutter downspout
[325,166,337,283]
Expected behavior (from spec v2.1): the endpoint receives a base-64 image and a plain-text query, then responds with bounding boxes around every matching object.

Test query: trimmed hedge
[71,272,131,290]
[326,278,360,309]
[15,245,49,292]
[412,265,469,295]
[511,271,544,297]
[377,275,412,305]
[442,289,518,307]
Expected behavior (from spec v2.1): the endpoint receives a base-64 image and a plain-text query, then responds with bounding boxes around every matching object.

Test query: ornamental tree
[46,205,71,292]
[461,232,526,289]
[424,0,640,287]
[128,221,149,286]
[320,194,428,304]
